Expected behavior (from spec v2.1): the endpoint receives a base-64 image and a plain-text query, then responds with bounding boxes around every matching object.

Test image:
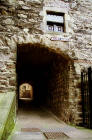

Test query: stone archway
[19,83,33,99]
[16,43,74,123]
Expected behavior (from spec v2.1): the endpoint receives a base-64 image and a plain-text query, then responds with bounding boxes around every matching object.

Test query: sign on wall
[50,37,69,42]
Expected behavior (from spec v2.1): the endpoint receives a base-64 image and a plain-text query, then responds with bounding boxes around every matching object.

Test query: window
[46,11,65,33]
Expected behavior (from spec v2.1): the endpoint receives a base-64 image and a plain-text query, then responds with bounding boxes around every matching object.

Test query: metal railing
[81,67,92,129]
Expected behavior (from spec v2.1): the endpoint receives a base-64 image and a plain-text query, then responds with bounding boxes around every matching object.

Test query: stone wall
[44,59,81,124]
[68,64,82,125]
[47,59,70,123]
[69,0,92,71]
[68,0,92,124]
[0,0,92,125]
[0,0,43,94]
[43,0,92,72]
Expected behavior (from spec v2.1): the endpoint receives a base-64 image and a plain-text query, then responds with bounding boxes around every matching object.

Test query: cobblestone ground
[10,100,92,140]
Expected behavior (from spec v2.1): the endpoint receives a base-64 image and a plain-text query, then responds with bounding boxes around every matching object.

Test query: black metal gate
[81,67,92,128]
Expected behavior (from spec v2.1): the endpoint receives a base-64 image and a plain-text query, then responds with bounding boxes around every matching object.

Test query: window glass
[46,11,64,33]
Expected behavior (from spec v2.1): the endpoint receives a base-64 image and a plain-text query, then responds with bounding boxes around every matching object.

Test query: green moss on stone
[0,92,16,140]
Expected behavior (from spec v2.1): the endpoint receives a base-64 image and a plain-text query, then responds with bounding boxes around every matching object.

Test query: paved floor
[10,100,92,140]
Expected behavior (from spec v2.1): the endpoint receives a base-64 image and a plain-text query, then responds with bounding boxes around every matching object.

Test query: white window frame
[42,7,69,35]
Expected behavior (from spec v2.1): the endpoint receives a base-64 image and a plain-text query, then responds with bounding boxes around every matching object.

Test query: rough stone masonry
[0,0,92,125]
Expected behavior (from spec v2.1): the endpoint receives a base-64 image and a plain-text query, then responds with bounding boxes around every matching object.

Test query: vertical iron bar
[81,72,85,125]
[88,67,92,128]
[90,68,92,128]
[86,72,89,127]
[84,73,86,127]
[86,72,88,127]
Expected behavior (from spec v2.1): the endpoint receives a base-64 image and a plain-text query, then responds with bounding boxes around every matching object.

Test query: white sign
[50,37,69,42]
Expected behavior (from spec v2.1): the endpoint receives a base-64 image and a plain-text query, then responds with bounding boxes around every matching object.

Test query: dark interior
[17,44,58,106]
[16,44,69,120]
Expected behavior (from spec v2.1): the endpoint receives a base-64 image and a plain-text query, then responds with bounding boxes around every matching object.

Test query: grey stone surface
[0,0,92,126]
[10,104,92,140]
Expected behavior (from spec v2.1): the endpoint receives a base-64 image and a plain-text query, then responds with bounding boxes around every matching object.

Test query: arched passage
[19,83,33,99]
[16,43,71,122]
